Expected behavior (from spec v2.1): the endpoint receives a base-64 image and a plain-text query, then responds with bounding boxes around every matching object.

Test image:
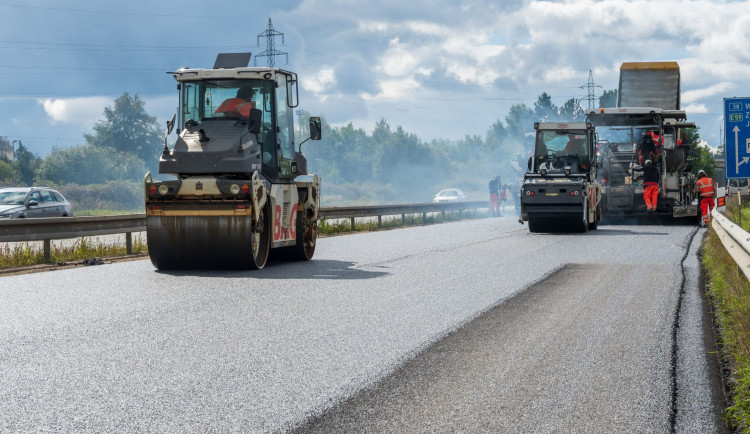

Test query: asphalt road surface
[0,217,728,432]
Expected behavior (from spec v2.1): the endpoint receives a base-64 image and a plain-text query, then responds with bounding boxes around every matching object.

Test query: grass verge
[0,236,147,269]
[703,196,750,431]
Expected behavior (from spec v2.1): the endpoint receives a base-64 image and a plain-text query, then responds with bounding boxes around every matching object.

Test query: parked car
[433,188,466,203]
[727,178,749,195]
[0,187,72,219]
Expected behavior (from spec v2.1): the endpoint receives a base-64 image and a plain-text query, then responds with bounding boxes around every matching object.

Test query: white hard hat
[644,159,652,166]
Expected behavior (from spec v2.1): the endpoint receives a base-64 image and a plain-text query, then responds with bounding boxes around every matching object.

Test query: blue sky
[1,0,748,157]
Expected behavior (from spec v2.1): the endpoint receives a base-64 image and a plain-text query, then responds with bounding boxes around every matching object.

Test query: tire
[588,204,601,231]
[273,211,317,261]
[248,201,271,269]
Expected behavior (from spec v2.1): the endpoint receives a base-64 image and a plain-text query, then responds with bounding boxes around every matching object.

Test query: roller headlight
[230,184,241,195]
[158,184,169,195]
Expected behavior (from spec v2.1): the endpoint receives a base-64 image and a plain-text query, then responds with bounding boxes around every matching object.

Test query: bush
[47,180,144,213]
[35,144,146,185]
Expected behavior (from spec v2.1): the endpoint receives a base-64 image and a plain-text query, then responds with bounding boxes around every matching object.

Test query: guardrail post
[43,239,51,263]
[377,215,382,228]
[442,210,445,221]
[422,212,427,225]
[402,214,405,224]
[350,217,355,231]
[126,232,132,255]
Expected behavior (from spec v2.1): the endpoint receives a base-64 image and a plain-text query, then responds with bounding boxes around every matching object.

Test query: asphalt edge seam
[670,226,700,433]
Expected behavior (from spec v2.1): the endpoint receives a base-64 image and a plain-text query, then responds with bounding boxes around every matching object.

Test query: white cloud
[682,103,709,114]
[302,69,337,99]
[40,97,112,126]
[682,83,735,104]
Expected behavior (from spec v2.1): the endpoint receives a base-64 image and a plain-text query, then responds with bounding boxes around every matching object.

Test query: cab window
[275,74,296,177]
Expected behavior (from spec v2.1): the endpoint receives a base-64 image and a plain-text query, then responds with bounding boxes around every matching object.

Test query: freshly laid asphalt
[0,217,728,432]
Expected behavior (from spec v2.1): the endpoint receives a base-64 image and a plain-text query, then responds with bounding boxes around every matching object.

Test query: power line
[255,18,287,67]
[579,70,603,109]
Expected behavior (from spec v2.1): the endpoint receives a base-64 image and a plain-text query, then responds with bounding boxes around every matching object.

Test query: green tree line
[0,89,716,207]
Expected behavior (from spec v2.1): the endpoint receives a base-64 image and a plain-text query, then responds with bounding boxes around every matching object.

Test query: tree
[534,92,558,121]
[13,141,40,186]
[84,92,163,170]
[683,127,715,177]
[0,160,16,184]
[599,89,617,108]
[505,103,535,141]
[484,119,508,151]
[558,98,585,121]
[36,144,146,185]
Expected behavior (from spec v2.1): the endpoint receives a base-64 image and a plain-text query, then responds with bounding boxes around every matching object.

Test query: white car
[433,188,466,203]
[727,178,749,195]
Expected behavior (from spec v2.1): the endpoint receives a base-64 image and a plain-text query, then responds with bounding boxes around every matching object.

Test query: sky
[0,0,748,158]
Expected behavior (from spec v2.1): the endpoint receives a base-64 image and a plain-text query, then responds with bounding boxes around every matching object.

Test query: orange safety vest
[216,98,253,118]
[696,176,715,197]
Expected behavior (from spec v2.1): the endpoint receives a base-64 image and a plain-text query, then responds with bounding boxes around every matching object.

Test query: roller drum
[147,215,262,270]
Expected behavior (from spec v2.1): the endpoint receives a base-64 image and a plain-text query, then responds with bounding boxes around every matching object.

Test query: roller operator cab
[144,53,322,270]
[520,122,602,233]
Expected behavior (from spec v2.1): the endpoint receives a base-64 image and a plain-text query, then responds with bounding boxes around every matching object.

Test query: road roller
[520,122,601,233]
[144,53,321,270]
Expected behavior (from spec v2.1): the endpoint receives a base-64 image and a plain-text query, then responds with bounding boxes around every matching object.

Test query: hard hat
[698,169,706,176]
[644,159,652,166]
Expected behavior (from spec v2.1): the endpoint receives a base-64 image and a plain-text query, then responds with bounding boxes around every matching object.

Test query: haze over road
[0,218,726,432]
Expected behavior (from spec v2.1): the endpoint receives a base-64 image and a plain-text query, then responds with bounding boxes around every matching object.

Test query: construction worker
[216,86,255,118]
[694,170,716,227]
[640,159,659,213]
[489,176,500,217]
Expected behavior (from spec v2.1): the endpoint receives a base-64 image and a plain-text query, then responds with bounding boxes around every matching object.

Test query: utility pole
[255,18,288,67]
[580,70,603,110]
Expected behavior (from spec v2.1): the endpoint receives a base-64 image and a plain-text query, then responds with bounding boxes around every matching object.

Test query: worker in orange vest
[694,170,716,227]
[640,159,660,213]
[216,86,255,118]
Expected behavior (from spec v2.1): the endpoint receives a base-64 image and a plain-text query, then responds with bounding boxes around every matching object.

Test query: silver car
[0,187,73,219]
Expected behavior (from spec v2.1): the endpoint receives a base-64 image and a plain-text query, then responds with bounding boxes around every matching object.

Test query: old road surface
[0,218,729,432]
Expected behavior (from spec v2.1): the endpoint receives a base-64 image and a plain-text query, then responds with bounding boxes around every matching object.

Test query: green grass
[318,209,488,235]
[0,236,147,269]
[703,196,750,431]
[73,209,143,216]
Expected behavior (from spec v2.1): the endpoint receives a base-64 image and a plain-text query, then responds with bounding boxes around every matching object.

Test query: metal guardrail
[711,208,750,279]
[320,200,489,230]
[0,201,489,260]
[0,215,147,261]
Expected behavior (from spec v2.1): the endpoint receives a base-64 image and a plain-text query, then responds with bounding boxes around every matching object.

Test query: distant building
[0,137,14,162]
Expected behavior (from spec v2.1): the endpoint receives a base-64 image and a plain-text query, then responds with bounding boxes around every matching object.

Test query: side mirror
[309,117,322,140]
[27,200,39,207]
[166,113,176,135]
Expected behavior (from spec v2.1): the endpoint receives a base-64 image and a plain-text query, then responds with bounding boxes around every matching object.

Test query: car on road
[433,188,466,203]
[0,187,72,219]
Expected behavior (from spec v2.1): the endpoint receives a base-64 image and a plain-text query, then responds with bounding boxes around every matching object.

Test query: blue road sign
[725,97,750,179]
